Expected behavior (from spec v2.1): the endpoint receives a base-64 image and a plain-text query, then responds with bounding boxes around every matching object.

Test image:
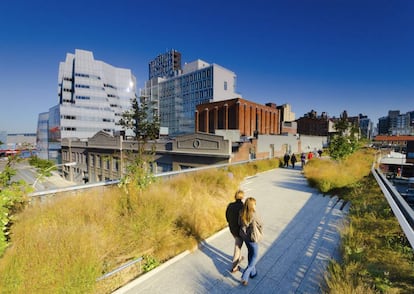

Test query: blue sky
[1,0,413,133]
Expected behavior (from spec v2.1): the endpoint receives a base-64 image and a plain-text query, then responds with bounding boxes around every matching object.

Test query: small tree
[118,95,160,210]
[29,156,56,177]
[0,155,29,256]
[329,117,360,160]
[0,163,16,188]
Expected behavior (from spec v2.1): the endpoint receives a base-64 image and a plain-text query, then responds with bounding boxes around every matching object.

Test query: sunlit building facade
[195,98,281,137]
[37,49,137,161]
[57,49,137,139]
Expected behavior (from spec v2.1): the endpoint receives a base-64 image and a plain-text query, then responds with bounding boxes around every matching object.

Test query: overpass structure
[113,167,348,294]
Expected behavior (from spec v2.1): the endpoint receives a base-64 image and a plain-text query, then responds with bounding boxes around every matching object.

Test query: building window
[224,81,228,91]
[62,115,76,120]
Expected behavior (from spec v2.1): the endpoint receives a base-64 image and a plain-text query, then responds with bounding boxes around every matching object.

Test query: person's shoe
[250,272,257,279]
[231,256,244,273]
[241,280,248,286]
[231,265,239,273]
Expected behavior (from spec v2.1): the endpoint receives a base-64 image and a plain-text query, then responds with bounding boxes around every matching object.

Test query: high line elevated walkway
[114,166,349,294]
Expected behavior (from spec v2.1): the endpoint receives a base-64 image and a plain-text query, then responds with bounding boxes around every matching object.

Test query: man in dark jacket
[290,153,297,168]
[226,190,245,272]
[283,153,290,167]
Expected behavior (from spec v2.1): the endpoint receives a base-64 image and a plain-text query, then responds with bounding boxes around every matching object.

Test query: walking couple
[225,190,263,286]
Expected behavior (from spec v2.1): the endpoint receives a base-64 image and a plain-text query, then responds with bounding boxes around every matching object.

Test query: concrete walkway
[114,167,349,294]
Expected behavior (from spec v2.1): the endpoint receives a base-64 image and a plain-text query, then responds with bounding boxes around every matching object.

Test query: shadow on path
[115,168,347,294]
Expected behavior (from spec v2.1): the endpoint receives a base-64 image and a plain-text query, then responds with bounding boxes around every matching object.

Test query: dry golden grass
[304,148,375,193]
[317,149,414,293]
[0,191,107,293]
[0,159,279,293]
[325,261,376,294]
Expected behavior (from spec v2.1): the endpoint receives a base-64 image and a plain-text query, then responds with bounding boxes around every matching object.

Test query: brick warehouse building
[195,98,281,137]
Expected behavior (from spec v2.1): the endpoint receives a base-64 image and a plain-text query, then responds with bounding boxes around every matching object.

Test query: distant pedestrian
[283,153,290,168]
[300,152,306,168]
[226,190,245,273]
[290,153,297,168]
[318,149,323,157]
[239,197,263,286]
[307,151,313,161]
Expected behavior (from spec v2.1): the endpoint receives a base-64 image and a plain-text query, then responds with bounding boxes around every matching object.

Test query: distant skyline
[1,0,413,133]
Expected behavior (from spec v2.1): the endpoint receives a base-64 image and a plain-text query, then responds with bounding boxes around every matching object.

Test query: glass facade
[148,49,181,79]
[36,112,49,159]
[378,110,414,135]
[58,49,137,140]
[37,49,137,162]
[143,54,239,136]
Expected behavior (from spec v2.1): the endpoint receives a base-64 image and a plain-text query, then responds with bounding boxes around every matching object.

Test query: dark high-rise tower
[148,49,182,79]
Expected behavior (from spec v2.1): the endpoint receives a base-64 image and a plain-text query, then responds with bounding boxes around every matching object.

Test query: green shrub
[142,255,160,272]
[0,182,29,257]
[28,156,56,177]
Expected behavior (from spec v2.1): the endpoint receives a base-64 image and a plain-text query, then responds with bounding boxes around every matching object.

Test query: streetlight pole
[32,162,76,189]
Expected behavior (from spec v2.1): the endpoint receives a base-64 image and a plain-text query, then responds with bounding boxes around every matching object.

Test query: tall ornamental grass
[303,148,375,193]
[303,148,414,293]
[0,158,279,294]
[325,175,414,293]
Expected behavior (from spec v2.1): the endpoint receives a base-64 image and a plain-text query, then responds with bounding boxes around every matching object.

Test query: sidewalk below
[114,167,348,294]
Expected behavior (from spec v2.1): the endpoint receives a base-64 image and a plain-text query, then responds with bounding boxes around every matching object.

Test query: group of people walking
[284,149,322,169]
[283,153,297,168]
[225,190,263,286]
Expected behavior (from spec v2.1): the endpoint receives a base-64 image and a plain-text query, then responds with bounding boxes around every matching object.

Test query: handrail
[28,160,252,198]
[372,166,414,249]
[96,257,143,281]
[29,159,254,279]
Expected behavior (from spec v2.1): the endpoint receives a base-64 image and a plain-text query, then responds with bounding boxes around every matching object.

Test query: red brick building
[195,98,281,137]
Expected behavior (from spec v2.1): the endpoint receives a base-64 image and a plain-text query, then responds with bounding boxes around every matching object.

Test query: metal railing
[372,166,414,249]
[27,159,254,279]
[96,257,143,281]
[28,160,251,199]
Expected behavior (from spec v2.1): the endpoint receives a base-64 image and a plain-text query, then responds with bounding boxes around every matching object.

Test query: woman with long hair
[239,197,263,286]
[225,190,245,273]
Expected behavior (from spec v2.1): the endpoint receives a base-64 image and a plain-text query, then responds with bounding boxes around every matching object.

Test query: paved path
[114,167,349,294]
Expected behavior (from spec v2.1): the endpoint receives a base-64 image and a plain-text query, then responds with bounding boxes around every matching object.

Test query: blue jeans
[241,240,258,282]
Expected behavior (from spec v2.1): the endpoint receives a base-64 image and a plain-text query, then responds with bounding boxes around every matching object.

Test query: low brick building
[195,98,281,137]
